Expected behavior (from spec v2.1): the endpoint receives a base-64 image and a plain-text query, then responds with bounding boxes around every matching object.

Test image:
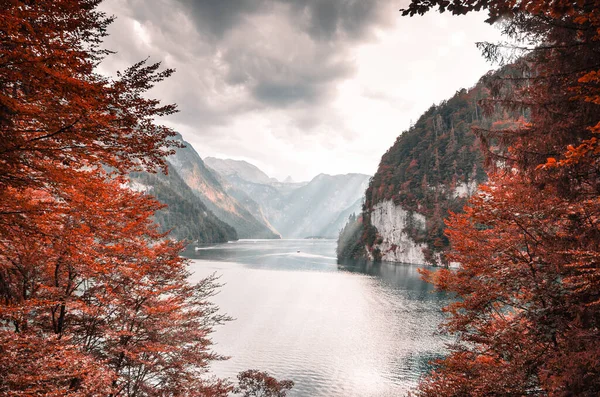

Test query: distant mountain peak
[205,157,277,185]
[283,175,294,183]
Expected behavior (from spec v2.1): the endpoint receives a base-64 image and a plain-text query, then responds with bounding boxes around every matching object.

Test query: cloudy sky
[99,0,503,182]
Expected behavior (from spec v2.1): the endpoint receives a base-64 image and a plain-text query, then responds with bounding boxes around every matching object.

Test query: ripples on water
[186,239,450,396]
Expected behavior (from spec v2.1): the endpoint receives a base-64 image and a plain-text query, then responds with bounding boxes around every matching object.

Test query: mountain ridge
[205,157,278,185]
[167,134,280,239]
[338,67,522,265]
[128,163,238,243]
[206,159,370,239]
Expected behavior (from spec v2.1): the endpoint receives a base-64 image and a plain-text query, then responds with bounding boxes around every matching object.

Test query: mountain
[208,170,281,237]
[205,157,278,185]
[167,134,280,239]
[272,173,370,238]
[338,68,521,265]
[319,197,363,239]
[129,164,238,243]
[208,163,370,239]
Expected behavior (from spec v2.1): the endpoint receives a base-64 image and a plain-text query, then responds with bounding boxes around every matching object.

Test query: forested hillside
[402,1,600,396]
[168,134,280,239]
[339,67,522,264]
[129,165,238,243]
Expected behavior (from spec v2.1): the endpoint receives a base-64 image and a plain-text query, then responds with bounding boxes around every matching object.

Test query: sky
[98,0,504,182]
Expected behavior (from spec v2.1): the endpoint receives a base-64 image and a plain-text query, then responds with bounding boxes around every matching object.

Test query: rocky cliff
[338,68,521,265]
[167,134,280,239]
[366,200,427,264]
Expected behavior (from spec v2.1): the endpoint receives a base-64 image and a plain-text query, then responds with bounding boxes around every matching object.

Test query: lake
[186,239,451,396]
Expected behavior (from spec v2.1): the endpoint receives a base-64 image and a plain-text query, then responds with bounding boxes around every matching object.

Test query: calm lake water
[186,239,451,396]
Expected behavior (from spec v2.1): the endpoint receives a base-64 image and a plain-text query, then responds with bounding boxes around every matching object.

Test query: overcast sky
[99,0,503,182]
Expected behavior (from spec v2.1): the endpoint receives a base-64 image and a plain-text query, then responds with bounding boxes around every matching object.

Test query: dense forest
[129,165,238,243]
[339,67,523,264]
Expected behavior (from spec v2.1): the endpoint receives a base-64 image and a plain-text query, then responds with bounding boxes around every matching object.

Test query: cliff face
[167,134,280,239]
[338,68,521,265]
[366,200,427,264]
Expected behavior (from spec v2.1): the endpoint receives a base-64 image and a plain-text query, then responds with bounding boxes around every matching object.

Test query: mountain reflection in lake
[186,239,450,397]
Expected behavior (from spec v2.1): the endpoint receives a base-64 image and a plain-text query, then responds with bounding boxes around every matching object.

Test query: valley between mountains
[129,133,370,243]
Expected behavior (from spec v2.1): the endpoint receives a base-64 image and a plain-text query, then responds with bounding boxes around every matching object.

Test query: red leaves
[233,370,294,397]
[1,168,233,394]
[404,1,600,395]
[415,129,600,395]
[0,1,231,395]
[0,332,114,396]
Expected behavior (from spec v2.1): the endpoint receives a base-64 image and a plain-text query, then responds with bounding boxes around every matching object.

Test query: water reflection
[186,239,450,397]
[338,259,442,299]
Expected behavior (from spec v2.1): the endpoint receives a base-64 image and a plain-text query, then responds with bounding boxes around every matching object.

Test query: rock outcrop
[338,67,521,265]
[366,200,427,264]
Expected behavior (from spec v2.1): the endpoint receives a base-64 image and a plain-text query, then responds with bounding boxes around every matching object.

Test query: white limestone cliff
[366,200,427,265]
[365,179,479,265]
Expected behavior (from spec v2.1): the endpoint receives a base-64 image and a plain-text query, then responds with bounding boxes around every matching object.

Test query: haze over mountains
[130,135,369,242]
[206,157,370,239]
[204,158,278,185]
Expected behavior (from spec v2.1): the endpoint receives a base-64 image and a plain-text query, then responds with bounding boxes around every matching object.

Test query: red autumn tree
[0,0,180,237]
[233,370,294,397]
[402,1,600,396]
[0,1,233,395]
[1,170,233,395]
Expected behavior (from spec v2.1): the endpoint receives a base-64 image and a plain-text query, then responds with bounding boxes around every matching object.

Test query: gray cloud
[110,0,394,111]
[99,0,501,180]
[253,82,318,106]
[173,0,391,41]
[174,0,267,39]
[285,0,388,41]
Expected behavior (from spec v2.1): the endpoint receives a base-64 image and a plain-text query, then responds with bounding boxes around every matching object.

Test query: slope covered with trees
[400,1,600,396]
[129,164,238,243]
[339,69,521,264]
[168,134,280,240]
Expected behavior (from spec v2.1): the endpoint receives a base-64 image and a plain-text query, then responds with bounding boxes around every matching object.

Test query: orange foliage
[0,1,230,395]
[404,1,600,396]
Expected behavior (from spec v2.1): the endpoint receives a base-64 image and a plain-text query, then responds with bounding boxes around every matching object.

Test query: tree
[0,0,179,237]
[0,1,232,395]
[418,174,600,396]
[402,1,600,395]
[233,370,294,397]
[0,165,234,397]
